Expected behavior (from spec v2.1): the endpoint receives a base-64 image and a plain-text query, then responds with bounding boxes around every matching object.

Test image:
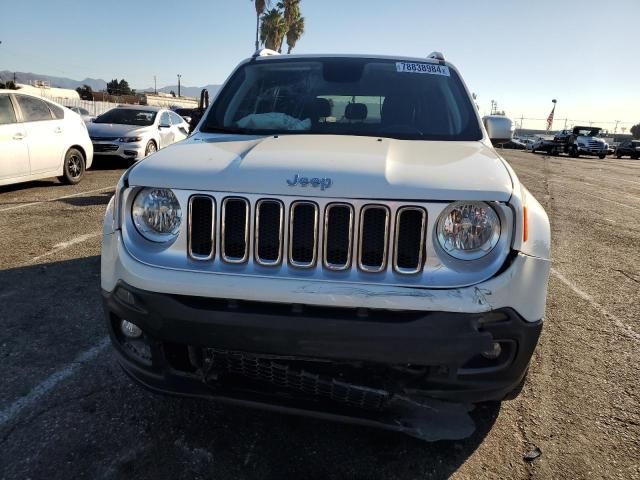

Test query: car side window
[0,95,17,125]
[16,95,53,122]
[169,112,184,125]
[45,101,65,120]
[160,112,171,126]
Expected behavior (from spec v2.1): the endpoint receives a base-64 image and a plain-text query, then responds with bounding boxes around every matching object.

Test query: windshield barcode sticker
[396,62,450,76]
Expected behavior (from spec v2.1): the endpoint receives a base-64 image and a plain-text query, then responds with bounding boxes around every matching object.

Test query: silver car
[87,106,189,162]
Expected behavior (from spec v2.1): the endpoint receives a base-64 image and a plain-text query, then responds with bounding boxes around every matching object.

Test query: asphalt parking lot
[1,151,639,480]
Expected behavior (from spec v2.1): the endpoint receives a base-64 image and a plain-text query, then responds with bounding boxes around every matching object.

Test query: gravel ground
[0,152,638,479]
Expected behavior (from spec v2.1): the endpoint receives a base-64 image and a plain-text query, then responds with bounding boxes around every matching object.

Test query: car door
[14,95,66,174]
[158,111,173,148]
[0,94,30,181]
[169,111,189,141]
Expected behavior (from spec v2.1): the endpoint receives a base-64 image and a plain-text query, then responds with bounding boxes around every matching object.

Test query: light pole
[154,75,157,95]
[177,74,181,97]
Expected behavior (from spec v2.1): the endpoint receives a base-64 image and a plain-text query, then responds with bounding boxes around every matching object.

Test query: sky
[1,0,638,131]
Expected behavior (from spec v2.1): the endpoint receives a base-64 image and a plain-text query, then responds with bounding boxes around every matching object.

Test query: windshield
[94,108,157,126]
[574,127,601,137]
[201,58,482,141]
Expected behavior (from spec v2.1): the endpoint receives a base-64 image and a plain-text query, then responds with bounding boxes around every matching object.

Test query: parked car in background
[529,136,554,154]
[615,139,640,159]
[87,106,189,162]
[66,106,95,123]
[0,89,93,187]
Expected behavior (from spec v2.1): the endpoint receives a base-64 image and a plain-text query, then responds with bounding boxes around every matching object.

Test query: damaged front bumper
[103,283,542,440]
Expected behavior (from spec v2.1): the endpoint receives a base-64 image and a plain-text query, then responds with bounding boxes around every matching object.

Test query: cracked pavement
[0,152,639,479]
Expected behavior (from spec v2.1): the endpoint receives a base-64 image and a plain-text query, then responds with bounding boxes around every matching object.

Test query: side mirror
[159,123,171,129]
[483,115,514,144]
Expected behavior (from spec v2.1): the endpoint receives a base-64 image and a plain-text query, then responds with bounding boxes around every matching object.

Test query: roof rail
[252,48,280,58]
[428,51,445,61]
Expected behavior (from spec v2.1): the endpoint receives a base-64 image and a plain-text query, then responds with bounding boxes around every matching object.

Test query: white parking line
[551,268,640,342]
[0,186,114,213]
[0,337,110,427]
[25,232,102,266]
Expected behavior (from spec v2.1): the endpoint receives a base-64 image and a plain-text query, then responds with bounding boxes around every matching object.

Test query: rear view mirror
[483,115,514,144]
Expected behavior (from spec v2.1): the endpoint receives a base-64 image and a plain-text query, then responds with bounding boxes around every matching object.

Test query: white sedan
[87,106,189,162]
[0,89,94,187]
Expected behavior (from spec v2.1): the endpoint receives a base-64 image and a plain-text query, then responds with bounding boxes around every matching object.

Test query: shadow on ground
[1,256,501,480]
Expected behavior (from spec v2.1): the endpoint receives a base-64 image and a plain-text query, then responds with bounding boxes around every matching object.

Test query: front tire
[598,154,606,159]
[569,145,579,158]
[58,148,85,185]
[144,140,157,157]
[616,153,622,159]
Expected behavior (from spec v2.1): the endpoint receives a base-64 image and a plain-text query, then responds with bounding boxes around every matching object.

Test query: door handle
[13,132,26,140]
[54,127,63,134]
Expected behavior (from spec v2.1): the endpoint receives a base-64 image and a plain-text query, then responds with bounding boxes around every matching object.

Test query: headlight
[132,188,182,242]
[436,202,501,260]
[119,136,143,143]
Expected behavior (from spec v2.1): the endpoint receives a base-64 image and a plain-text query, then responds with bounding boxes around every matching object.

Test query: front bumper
[92,141,144,160]
[103,280,542,437]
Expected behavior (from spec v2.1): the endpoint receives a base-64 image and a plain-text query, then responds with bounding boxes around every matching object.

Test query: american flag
[546,105,556,132]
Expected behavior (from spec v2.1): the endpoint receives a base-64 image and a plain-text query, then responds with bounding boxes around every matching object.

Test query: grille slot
[358,206,389,272]
[188,196,215,260]
[394,207,426,273]
[289,202,318,268]
[323,204,353,270]
[221,197,249,263]
[255,200,283,266]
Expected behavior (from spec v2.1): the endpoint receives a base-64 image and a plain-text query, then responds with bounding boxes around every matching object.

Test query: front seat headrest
[345,103,368,121]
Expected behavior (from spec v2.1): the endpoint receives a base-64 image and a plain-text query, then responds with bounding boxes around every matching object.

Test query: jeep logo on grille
[286,174,332,191]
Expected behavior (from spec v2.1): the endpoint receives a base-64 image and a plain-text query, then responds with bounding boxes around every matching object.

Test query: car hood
[87,123,151,138]
[128,134,514,201]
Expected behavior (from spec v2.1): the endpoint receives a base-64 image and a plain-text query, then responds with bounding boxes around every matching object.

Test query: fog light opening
[121,320,142,339]
[481,342,502,360]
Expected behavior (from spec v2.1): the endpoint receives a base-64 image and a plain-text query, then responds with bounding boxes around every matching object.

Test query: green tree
[631,123,640,140]
[285,16,304,53]
[0,80,18,90]
[260,8,287,51]
[251,0,270,51]
[76,84,93,100]
[278,0,304,53]
[107,78,132,95]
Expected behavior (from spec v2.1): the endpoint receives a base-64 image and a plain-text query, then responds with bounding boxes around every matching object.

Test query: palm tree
[278,0,304,53]
[260,8,287,51]
[251,0,269,51]
[285,16,305,54]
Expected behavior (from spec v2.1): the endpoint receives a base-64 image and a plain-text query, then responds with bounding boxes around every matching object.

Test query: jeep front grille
[221,198,249,263]
[188,196,427,274]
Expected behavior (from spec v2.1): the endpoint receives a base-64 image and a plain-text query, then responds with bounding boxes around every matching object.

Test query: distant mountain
[0,70,221,98]
[0,71,107,91]
[145,84,221,98]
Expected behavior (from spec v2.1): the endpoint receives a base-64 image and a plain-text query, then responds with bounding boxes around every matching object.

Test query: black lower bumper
[103,282,542,438]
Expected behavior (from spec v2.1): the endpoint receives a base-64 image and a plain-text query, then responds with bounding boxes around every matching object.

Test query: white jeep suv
[101,52,551,439]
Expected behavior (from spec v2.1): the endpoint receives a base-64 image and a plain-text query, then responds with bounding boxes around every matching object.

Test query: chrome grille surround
[187,195,215,261]
[323,203,354,271]
[121,189,514,289]
[393,206,427,274]
[254,199,284,266]
[358,205,390,273]
[288,201,319,268]
[221,197,250,264]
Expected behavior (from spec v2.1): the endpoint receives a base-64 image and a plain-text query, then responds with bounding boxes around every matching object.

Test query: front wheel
[598,154,606,159]
[144,140,157,157]
[569,145,579,158]
[58,148,85,184]
[616,153,622,159]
